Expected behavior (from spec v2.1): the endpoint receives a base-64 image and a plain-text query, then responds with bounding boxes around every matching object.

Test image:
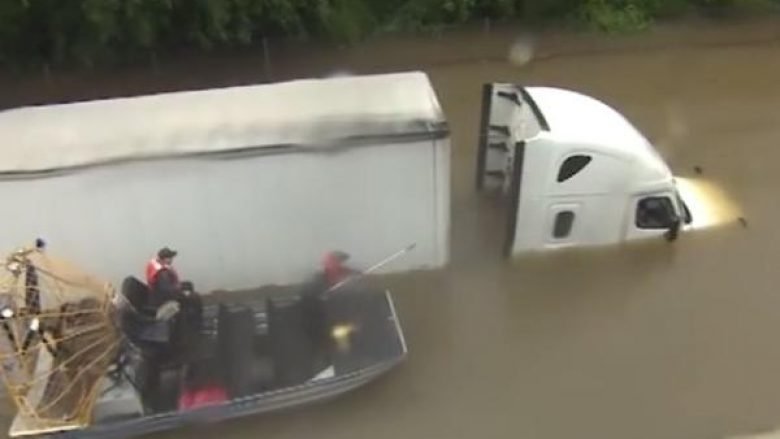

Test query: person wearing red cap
[320,250,358,288]
[298,250,359,346]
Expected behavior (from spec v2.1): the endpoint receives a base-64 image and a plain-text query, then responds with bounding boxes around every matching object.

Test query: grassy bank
[0,0,779,71]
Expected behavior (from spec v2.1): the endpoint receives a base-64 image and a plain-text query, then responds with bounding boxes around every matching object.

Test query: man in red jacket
[299,250,359,347]
[320,250,358,288]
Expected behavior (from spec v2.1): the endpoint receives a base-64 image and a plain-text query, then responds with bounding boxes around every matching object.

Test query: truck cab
[475,83,693,256]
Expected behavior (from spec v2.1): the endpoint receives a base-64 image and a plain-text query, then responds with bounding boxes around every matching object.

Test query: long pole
[326,243,417,294]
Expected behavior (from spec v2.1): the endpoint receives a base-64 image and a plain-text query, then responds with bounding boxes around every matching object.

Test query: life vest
[178,384,228,410]
[145,258,180,290]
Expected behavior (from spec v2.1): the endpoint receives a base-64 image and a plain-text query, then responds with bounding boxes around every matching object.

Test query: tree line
[0,0,777,69]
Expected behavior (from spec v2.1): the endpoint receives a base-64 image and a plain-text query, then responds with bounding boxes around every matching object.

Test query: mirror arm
[665,217,682,242]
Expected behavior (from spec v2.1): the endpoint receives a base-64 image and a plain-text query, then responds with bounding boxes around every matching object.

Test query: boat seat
[216,303,256,398]
[118,277,172,346]
[117,277,192,412]
[266,298,320,387]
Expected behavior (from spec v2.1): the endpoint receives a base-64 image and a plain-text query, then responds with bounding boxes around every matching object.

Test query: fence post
[42,63,52,87]
[262,37,272,81]
[150,51,159,75]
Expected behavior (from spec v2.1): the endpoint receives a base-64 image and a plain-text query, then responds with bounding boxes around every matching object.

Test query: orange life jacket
[145,258,180,290]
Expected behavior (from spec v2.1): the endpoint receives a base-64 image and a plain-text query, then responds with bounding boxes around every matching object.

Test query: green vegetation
[0,0,778,69]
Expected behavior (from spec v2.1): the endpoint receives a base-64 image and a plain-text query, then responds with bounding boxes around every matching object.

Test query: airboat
[0,243,408,438]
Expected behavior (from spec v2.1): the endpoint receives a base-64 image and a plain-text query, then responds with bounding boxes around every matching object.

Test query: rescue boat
[0,244,408,438]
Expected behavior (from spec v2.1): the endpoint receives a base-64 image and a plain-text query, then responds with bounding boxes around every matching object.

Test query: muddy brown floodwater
[4,15,780,439]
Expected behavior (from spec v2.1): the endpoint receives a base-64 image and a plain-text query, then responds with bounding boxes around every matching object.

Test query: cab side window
[636,196,677,229]
[557,155,592,183]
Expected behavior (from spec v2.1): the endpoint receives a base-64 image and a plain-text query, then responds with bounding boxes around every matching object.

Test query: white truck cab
[476,83,693,256]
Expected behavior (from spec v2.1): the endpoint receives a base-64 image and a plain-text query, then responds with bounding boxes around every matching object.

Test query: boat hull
[43,289,408,439]
[50,357,404,439]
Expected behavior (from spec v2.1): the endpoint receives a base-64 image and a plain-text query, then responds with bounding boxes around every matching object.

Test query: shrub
[578,0,653,33]
[0,0,779,69]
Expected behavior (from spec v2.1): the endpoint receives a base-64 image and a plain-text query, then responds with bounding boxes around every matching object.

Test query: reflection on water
[677,176,742,229]
[507,34,536,67]
[729,427,780,439]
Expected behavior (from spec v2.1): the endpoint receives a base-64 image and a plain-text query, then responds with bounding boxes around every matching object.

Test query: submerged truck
[0,71,451,291]
[475,83,697,257]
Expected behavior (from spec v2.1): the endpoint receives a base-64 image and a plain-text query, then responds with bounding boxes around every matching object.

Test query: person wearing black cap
[146,247,181,302]
[145,247,203,354]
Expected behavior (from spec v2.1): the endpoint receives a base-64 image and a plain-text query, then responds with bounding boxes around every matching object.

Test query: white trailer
[0,71,450,291]
[476,83,700,256]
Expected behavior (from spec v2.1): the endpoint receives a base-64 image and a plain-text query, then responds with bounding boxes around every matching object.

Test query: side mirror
[681,199,693,225]
[664,217,681,242]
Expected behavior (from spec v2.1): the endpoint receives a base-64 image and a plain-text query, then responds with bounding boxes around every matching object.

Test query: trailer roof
[0,71,447,175]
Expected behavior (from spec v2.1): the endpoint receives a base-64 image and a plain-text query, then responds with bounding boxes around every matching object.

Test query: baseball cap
[158,247,178,259]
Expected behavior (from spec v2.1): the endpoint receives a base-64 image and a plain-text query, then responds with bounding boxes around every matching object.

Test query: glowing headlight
[675,177,741,229]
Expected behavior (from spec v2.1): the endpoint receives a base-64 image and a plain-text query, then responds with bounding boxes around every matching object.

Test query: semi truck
[475,83,699,257]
